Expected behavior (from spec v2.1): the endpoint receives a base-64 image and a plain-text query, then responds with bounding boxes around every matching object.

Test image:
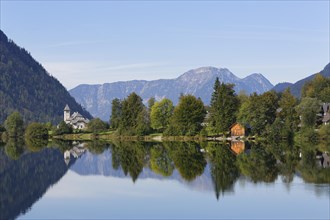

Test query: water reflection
[4,138,25,160]
[0,146,73,220]
[0,139,329,219]
[208,142,239,200]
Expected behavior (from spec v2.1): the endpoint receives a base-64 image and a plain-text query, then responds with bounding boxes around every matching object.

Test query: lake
[1,140,329,219]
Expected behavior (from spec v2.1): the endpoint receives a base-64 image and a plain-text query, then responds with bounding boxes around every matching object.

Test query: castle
[64,104,89,129]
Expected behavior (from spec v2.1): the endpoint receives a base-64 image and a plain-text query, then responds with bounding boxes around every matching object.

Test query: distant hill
[272,63,330,97]
[272,82,293,93]
[0,30,92,124]
[70,67,273,121]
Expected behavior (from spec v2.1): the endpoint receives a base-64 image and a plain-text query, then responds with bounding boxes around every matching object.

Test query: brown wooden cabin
[231,141,245,155]
[230,123,249,137]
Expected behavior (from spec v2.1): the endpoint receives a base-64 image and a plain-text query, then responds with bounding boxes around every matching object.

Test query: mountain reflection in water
[0,140,329,219]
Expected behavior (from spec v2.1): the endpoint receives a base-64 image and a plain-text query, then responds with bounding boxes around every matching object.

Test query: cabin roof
[230,122,251,129]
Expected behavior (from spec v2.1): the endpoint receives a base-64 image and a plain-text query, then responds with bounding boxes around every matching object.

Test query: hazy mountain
[70,67,273,120]
[272,82,293,93]
[0,30,92,123]
[272,63,330,97]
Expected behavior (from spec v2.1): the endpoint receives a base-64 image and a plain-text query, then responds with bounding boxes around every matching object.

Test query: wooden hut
[230,123,249,137]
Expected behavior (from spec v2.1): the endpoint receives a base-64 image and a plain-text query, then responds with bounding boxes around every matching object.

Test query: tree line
[1,73,329,142]
[107,74,330,140]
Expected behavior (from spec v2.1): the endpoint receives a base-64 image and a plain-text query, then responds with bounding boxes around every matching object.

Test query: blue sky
[1,1,329,89]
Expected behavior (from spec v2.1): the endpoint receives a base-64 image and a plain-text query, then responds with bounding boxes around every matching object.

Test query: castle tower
[64,104,71,122]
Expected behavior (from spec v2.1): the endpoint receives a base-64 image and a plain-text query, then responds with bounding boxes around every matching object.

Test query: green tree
[135,107,151,135]
[54,121,73,135]
[147,97,156,110]
[25,122,48,139]
[4,112,24,137]
[119,93,145,135]
[319,124,330,150]
[165,95,206,136]
[87,118,108,133]
[209,78,239,134]
[269,88,299,140]
[278,89,298,128]
[296,97,321,128]
[150,98,174,132]
[302,73,330,102]
[238,91,278,135]
[110,98,122,129]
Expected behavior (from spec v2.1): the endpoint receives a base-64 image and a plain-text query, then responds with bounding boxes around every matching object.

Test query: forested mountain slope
[0,30,92,124]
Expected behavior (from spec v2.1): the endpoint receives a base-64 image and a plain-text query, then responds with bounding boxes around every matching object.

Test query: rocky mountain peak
[70,67,274,120]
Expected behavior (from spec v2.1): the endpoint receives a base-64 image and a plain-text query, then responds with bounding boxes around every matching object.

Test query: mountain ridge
[272,63,330,97]
[70,67,273,121]
[0,30,92,124]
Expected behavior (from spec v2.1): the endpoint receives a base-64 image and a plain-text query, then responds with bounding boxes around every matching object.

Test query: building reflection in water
[230,141,245,155]
[64,142,86,165]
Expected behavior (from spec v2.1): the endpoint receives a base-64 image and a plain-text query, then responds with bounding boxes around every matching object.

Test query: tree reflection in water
[165,141,206,182]
[111,141,145,183]
[237,142,279,183]
[4,138,25,160]
[1,139,329,219]
[207,142,239,200]
[150,144,174,177]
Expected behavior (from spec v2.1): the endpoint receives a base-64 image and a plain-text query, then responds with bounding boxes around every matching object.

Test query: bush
[87,118,108,133]
[54,121,73,135]
[25,122,48,139]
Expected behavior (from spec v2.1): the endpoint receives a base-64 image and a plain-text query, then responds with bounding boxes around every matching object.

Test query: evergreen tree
[4,112,24,137]
[120,93,146,135]
[147,97,156,110]
[110,98,122,129]
[209,78,239,134]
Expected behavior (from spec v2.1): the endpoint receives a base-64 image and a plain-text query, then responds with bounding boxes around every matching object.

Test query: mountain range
[0,30,92,124]
[272,63,330,97]
[70,67,273,121]
[1,29,329,123]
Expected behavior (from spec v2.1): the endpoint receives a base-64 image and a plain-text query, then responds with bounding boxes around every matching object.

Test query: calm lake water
[1,140,329,219]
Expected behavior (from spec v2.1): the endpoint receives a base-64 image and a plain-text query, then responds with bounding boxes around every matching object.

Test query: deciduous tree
[165,95,206,136]
[4,112,24,137]
[150,98,174,132]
